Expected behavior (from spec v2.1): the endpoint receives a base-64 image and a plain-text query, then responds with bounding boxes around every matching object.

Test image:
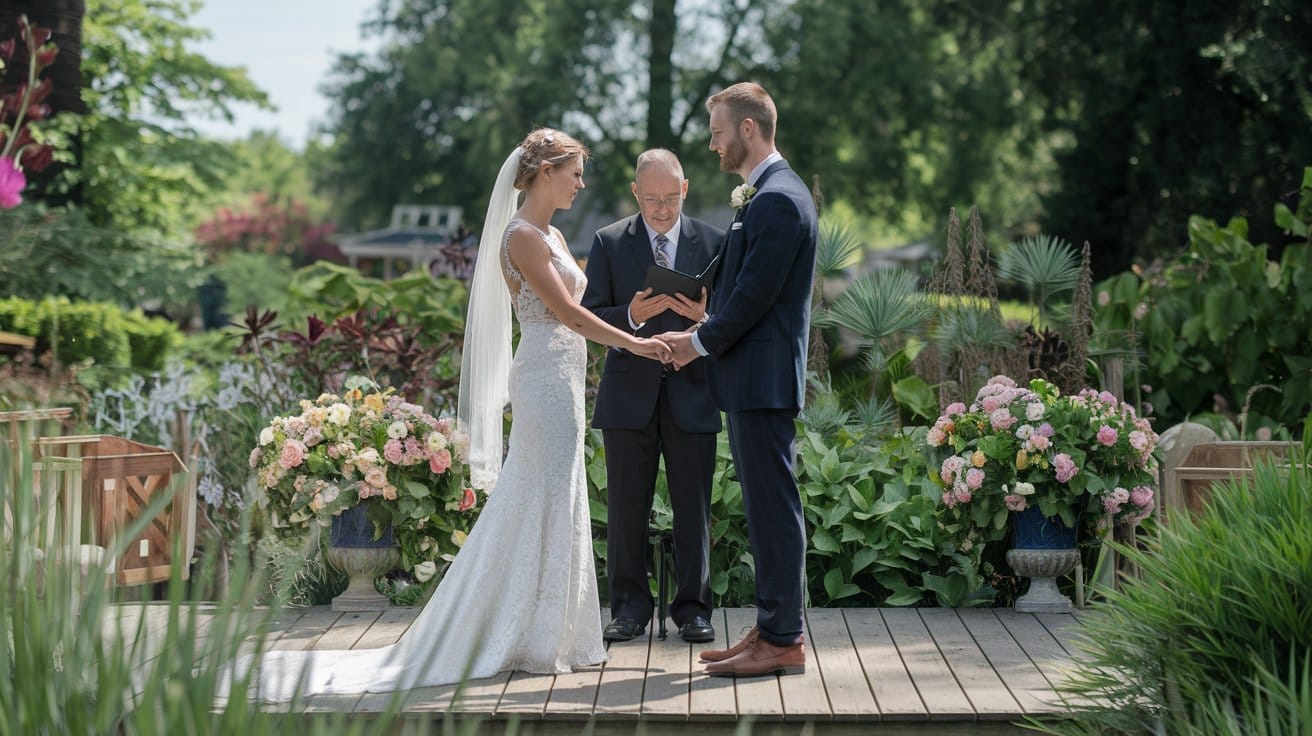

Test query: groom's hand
[629,288,670,323]
[655,330,701,369]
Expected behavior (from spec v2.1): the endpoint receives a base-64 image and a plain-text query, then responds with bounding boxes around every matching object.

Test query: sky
[189,0,382,149]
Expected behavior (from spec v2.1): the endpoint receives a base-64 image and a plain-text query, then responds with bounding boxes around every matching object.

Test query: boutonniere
[730,183,757,212]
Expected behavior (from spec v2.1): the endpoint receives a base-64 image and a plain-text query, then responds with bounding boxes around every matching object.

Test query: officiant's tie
[654,233,672,268]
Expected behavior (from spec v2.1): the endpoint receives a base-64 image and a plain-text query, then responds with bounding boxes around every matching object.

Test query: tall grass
[1032,441,1312,734]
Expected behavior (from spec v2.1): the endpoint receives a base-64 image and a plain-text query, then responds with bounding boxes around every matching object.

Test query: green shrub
[0,297,181,374]
[1036,443,1312,734]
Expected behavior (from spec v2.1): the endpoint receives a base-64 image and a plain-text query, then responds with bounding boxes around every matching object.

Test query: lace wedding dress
[232,219,607,700]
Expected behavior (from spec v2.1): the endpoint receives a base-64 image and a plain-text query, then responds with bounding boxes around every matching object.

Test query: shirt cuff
[628,308,644,331]
[691,330,709,357]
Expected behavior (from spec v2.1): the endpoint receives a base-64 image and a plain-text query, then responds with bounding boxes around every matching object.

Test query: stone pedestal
[325,545,398,612]
[1008,548,1079,613]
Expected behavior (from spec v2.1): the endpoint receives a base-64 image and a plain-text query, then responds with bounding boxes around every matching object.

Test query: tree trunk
[645,0,676,153]
[0,1,86,205]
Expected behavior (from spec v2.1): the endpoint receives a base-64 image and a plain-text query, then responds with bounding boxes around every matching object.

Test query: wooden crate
[1164,441,1299,519]
[38,435,191,586]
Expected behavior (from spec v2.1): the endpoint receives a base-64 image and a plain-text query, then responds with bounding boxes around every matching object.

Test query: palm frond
[816,268,934,342]
[853,394,899,437]
[997,234,1080,300]
[815,220,864,278]
[932,305,1014,354]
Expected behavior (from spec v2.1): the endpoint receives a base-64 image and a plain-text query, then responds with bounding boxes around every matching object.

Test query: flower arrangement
[926,376,1159,539]
[250,380,478,577]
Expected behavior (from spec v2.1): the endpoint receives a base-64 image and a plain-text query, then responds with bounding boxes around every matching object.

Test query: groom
[659,82,817,677]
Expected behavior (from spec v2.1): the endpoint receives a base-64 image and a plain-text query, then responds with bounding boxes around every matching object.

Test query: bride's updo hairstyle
[514,128,589,191]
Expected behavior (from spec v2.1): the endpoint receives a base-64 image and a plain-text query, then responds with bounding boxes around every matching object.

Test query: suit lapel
[625,215,655,274]
[673,217,702,274]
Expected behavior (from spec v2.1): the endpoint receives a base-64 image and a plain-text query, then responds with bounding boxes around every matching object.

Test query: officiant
[582,149,723,644]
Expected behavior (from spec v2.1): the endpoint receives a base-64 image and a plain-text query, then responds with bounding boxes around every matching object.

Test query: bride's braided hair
[514,128,589,190]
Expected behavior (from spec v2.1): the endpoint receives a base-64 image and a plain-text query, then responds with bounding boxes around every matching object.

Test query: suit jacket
[696,160,818,412]
[583,214,724,433]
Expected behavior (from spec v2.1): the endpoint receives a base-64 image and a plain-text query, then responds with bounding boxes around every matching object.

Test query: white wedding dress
[232,219,607,701]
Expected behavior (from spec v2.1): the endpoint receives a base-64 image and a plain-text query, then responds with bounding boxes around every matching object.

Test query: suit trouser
[604,378,716,627]
[725,408,805,646]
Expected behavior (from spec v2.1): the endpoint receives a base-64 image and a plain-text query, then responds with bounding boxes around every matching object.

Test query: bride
[232,128,672,700]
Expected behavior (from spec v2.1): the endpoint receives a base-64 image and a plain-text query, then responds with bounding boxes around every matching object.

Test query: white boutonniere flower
[730,183,757,211]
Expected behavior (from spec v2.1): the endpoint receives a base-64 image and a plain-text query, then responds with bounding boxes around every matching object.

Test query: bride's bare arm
[506,229,671,362]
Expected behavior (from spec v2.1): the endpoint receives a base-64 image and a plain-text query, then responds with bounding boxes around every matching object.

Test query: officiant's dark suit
[582,164,723,644]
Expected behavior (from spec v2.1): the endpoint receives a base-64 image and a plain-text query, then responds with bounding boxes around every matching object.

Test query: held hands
[654,330,701,370]
[630,336,673,364]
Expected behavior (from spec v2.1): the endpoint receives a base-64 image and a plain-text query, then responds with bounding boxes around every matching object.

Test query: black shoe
[604,616,646,642]
[679,616,716,644]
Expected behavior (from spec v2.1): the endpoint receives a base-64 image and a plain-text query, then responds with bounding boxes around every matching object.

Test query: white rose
[730,183,757,209]
[327,403,352,426]
[1025,402,1045,421]
[426,432,448,452]
[1014,482,1036,496]
[259,427,275,446]
[414,560,438,583]
[387,421,408,439]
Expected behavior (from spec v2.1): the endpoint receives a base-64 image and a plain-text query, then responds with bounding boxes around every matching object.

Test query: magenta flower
[1131,485,1154,507]
[0,157,25,208]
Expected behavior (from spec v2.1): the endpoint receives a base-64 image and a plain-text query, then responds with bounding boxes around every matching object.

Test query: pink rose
[1030,434,1051,451]
[382,484,398,501]
[954,487,973,504]
[1004,494,1027,512]
[926,426,947,446]
[1103,486,1130,514]
[365,466,388,488]
[1131,485,1154,507]
[429,448,452,474]
[1128,431,1148,452]
[1098,391,1118,406]
[945,402,967,416]
[458,487,477,512]
[965,468,985,490]
[990,408,1017,430]
[277,440,305,470]
[1054,453,1078,483]
[383,438,405,464]
[1096,426,1118,446]
[982,396,1002,413]
[941,491,956,508]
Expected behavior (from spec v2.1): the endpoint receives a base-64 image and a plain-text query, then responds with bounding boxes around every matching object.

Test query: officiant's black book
[643,253,721,300]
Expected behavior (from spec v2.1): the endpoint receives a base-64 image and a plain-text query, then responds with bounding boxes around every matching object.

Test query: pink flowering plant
[926,376,1160,544]
[250,380,480,578]
[0,15,61,209]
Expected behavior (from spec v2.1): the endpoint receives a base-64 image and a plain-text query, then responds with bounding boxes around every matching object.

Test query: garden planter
[1007,505,1078,613]
[326,503,398,612]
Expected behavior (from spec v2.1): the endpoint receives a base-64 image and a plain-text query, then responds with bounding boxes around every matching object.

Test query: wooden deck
[245,605,1082,731]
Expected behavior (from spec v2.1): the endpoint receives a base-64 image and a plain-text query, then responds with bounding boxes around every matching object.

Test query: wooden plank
[880,608,973,720]
[446,671,514,713]
[803,608,875,720]
[956,609,1064,714]
[270,608,341,651]
[778,610,832,720]
[544,663,603,719]
[351,606,415,648]
[725,607,783,719]
[918,608,1021,719]
[593,622,652,717]
[688,607,738,719]
[641,614,691,717]
[994,610,1076,693]
[1034,612,1084,657]
[844,609,925,720]
[312,611,381,650]
[495,671,555,717]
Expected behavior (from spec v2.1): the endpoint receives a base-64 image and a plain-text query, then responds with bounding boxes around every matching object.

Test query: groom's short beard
[719,134,748,173]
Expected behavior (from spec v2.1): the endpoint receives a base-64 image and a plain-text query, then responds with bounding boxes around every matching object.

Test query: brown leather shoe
[699,626,758,663]
[704,636,806,677]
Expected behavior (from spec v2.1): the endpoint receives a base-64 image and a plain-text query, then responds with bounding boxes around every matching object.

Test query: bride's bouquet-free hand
[250,381,479,577]
[926,375,1160,541]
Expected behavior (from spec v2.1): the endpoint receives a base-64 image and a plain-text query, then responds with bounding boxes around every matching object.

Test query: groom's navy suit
[583,214,723,629]
[694,159,817,646]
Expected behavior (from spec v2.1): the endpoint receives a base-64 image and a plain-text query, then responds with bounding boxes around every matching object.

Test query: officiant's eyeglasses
[638,195,683,209]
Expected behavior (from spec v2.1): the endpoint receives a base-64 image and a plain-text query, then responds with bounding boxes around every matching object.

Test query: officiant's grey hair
[635,148,684,179]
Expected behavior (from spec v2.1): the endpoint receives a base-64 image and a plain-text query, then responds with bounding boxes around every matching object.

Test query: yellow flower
[364,393,386,413]
[1016,450,1030,470]
[971,451,986,468]
[345,388,363,402]
[451,530,468,548]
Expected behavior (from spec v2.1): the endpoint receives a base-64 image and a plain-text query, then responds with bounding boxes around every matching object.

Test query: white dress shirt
[628,215,682,330]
